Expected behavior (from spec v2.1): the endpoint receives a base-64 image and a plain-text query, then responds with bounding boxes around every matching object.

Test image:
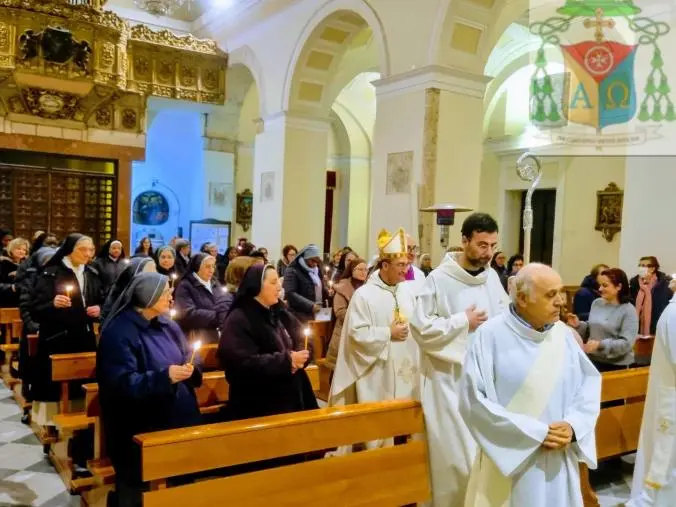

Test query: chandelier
[134,0,194,16]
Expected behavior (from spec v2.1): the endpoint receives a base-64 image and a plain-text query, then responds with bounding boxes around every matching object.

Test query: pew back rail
[135,399,430,507]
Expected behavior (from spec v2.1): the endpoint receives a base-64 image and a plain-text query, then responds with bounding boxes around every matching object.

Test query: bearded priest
[459,263,601,507]
[329,228,420,447]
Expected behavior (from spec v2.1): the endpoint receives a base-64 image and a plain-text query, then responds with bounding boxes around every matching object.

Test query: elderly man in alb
[329,228,420,446]
[410,212,509,506]
[459,263,601,507]
[627,278,676,506]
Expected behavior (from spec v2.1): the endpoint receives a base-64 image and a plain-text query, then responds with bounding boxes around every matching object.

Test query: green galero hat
[557,0,641,16]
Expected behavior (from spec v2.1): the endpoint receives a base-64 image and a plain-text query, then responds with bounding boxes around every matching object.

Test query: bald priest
[459,263,601,507]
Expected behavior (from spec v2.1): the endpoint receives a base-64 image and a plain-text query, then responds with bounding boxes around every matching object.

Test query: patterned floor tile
[0,420,35,443]
[0,470,67,506]
[0,443,45,470]
[39,490,81,507]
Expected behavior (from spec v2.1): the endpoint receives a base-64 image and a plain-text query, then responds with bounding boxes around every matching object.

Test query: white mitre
[377,228,408,260]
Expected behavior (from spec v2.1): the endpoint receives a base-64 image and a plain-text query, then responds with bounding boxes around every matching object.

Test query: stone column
[251,112,330,260]
[619,157,676,275]
[370,65,491,262]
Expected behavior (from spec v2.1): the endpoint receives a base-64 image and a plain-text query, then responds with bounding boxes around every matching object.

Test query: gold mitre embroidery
[377,228,408,260]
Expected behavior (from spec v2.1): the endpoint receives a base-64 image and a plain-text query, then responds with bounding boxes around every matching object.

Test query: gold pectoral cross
[397,357,417,384]
[583,8,615,43]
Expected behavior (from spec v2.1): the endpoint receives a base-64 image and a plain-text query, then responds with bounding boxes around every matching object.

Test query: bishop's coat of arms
[528,0,673,147]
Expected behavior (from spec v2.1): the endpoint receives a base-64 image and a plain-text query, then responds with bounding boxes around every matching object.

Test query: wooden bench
[49,352,98,493]
[135,399,430,507]
[0,308,21,388]
[580,367,649,507]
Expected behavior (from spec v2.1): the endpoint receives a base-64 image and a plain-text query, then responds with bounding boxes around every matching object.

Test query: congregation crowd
[0,211,673,506]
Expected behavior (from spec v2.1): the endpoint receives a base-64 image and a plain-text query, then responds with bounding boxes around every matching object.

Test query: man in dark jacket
[282,244,328,322]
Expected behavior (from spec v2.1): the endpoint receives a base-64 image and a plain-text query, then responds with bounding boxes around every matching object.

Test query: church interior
[0,0,673,505]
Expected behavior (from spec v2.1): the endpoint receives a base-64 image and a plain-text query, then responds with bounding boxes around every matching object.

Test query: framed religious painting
[595,182,623,242]
[236,189,253,231]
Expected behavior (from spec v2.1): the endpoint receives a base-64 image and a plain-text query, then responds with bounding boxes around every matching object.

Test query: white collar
[192,272,212,292]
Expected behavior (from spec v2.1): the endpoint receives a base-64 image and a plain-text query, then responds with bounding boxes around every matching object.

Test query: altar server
[409,212,509,507]
[459,263,601,507]
[329,228,420,439]
[627,279,676,506]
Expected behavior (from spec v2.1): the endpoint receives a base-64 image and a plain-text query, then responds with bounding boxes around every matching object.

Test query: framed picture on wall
[208,182,231,208]
[190,219,231,255]
[261,172,274,202]
[236,189,253,231]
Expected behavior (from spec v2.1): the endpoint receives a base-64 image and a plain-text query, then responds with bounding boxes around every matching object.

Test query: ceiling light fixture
[134,0,194,16]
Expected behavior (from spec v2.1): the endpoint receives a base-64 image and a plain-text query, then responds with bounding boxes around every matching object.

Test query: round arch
[228,45,267,117]
[281,0,390,116]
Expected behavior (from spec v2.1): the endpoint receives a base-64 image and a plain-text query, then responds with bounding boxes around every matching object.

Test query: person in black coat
[573,263,609,321]
[30,233,103,472]
[174,238,190,277]
[219,263,318,421]
[0,237,29,307]
[134,236,154,258]
[282,244,329,323]
[100,257,156,324]
[174,253,229,344]
[98,272,202,507]
[92,239,126,293]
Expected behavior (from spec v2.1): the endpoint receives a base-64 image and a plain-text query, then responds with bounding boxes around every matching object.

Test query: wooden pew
[0,307,21,388]
[49,352,98,493]
[80,371,231,507]
[135,399,430,507]
[580,367,650,507]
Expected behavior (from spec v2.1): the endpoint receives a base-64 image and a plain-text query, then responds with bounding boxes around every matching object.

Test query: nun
[174,253,229,344]
[219,264,318,421]
[155,245,178,279]
[98,272,202,507]
[30,233,103,473]
[100,257,156,324]
[93,239,126,292]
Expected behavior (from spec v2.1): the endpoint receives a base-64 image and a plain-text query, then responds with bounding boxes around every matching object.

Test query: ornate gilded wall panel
[0,0,227,133]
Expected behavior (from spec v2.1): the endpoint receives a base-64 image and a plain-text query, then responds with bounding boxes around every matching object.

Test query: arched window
[132,190,170,226]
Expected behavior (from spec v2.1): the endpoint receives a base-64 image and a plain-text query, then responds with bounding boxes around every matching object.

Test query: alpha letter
[570,83,592,109]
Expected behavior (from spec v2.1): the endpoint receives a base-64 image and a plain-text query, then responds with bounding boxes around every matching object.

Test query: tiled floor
[0,384,79,507]
[0,382,634,506]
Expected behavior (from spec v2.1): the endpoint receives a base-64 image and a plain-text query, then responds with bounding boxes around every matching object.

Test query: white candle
[170,273,178,288]
[303,327,310,350]
[189,340,202,365]
[65,284,73,298]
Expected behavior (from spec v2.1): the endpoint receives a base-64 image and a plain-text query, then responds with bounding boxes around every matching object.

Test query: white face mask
[638,266,649,277]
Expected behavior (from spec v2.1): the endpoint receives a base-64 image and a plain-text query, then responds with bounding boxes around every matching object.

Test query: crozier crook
[516,152,542,265]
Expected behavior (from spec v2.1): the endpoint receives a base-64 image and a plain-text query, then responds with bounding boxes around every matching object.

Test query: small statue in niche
[19,30,39,60]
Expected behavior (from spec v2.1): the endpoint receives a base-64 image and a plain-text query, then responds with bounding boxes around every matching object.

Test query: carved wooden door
[0,164,115,247]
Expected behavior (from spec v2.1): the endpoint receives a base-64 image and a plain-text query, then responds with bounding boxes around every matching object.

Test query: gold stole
[464,322,567,507]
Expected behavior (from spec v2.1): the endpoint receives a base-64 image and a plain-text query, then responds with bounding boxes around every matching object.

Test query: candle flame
[169,309,177,318]
[193,340,202,351]
[65,285,73,292]
[122,258,130,265]
[222,286,228,293]
[171,273,178,280]
[304,327,310,337]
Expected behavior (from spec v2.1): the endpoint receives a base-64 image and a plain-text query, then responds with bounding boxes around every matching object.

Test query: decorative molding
[484,134,562,157]
[263,111,331,133]
[373,65,492,99]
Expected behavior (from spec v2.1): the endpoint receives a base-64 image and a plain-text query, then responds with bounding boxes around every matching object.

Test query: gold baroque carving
[129,24,224,56]
[134,56,149,77]
[203,68,218,90]
[0,23,9,51]
[121,108,136,129]
[100,42,114,68]
[8,95,24,113]
[181,65,196,87]
[157,61,174,83]
[95,107,111,126]
[0,0,126,32]
[23,88,80,120]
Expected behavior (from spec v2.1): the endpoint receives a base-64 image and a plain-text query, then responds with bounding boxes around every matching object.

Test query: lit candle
[303,327,310,351]
[221,286,228,293]
[324,266,329,273]
[189,340,202,365]
[329,280,333,289]
[122,258,130,265]
[65,284,73,298]
[170,273,178,288]
[169,309,177,319]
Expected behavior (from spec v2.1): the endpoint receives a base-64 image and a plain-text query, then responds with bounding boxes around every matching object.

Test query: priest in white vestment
[628,281,676,506]
[329,228,420,441]
[459,263,601,507]
[410,212,509,507]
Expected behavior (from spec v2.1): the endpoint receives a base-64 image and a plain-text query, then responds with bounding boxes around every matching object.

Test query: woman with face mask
[629,256,673,338]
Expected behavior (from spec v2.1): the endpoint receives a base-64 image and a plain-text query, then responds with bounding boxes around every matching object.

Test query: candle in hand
[303,327,310,351]
[222,286,228,293]
[65,284,73,298]
[170,273,178,288]
[189,340,202,365]
[169,309,177,319]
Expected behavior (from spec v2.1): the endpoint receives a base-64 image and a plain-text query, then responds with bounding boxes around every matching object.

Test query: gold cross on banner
[584,8,615,42]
